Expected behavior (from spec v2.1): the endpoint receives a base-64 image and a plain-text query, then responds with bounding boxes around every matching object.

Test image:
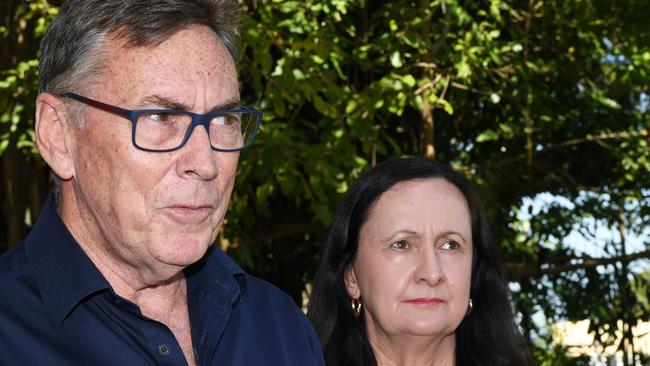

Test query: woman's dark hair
[308,156,532,366]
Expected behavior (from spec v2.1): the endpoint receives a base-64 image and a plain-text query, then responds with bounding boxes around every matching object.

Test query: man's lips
[162,205,215,224]
[404,298,445,305]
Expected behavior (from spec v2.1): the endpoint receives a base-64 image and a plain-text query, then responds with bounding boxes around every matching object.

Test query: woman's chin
[397,318,456,338]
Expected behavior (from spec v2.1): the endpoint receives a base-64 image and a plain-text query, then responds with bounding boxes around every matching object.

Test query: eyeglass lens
[134,111,257,151]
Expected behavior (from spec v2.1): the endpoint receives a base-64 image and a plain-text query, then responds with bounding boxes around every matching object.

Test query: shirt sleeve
[299,305,327,366]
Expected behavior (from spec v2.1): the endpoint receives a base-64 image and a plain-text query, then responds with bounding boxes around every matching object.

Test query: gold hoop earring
[466,298,473,316]
[351,298,362,317]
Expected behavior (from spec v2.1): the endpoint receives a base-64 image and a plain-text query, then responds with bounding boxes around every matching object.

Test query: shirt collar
[185,244,247,305]
[25,193,248,325]
[24,193,110,326]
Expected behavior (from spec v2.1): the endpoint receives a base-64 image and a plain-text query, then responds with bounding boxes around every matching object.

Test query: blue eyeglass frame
[60,92,263,153]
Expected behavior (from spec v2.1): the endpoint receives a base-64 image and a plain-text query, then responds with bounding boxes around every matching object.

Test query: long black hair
[308,157,532,366]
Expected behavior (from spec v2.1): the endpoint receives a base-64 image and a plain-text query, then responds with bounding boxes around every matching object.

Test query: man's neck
[58,185,196,365]
[58,183,185,292]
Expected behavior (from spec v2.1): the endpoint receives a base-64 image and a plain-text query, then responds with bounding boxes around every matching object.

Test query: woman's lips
[163,206,214,224]
[404,298,444,305]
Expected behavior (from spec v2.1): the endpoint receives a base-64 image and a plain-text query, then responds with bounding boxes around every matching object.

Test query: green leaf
[390,51,403,68]
[292,68,305,81]
[401,74,416,88]
[345,100,358,114]
[389,19,398,32]
[0,139,8,154]
[476,129,499,142]
[595,95,621,109]
[438,99,454,115]
[457,60,471,78]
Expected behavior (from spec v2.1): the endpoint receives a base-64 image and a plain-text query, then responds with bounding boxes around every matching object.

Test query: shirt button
[157,343,171,356]
[112,298,124,306]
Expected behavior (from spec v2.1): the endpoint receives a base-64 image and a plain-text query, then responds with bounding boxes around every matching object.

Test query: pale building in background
[553,320,650,366]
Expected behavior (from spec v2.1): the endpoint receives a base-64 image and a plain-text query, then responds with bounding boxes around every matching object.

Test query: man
[0,1,325,365]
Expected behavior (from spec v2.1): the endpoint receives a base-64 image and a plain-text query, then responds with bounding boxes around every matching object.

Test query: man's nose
[175,123,219,180]
[414,246,444,286]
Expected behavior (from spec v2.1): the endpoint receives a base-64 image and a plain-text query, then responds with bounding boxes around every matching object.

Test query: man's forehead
[97,26,236,78]
[87,26,239,111]
[104,25,224,55]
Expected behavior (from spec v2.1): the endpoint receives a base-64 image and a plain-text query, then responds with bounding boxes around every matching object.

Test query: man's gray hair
[40,0,241,95]
[39,0,241,203]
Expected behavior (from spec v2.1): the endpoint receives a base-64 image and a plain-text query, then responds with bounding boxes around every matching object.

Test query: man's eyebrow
[140,95,241,112]
[140,95,188,110]
[207,99,241,113]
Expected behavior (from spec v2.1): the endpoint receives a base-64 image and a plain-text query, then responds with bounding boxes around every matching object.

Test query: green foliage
[0,1,58,156]
[233,2,650,362]
[2,0,649,364]
[532,340,591,366]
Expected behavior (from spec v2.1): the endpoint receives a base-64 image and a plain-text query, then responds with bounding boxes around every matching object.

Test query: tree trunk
[418,0,434,159]
[616,202,634,366]
[420,89,435,159]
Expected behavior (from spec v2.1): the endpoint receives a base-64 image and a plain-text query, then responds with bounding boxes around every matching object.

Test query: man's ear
[344,265,361,299]
[35,93,75,180]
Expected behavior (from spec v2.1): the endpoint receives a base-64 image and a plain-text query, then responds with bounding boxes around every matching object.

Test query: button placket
[157,343,171,356]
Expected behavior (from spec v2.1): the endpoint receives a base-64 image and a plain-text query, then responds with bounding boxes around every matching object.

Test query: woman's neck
[368,329,456,366]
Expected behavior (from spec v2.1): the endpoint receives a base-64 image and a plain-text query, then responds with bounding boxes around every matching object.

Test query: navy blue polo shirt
[0,195,325,365]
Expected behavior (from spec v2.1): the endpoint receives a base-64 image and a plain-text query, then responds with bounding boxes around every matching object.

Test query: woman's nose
[414,247,444,286]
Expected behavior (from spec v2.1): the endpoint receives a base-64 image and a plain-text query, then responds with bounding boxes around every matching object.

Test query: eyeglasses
[61,92,262,153]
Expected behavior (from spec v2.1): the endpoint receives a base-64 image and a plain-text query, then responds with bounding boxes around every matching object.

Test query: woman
[308,157,531,366]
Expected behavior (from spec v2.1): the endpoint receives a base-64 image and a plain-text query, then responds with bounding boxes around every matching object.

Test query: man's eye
[213,114,240,126]
[440,240,460,250]
[147,113,174,122]
[390,240,410,250]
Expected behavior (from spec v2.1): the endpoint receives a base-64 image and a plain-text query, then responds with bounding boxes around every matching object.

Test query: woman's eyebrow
[379,229,470,244]
[438,230,469,244]
[381,229,418,242]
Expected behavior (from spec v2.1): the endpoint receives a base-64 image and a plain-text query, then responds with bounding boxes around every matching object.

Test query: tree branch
[491,130,642,168]
[507,249,650,279]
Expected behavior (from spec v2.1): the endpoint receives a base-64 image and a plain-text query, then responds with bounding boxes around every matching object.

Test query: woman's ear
[35,93,75,180]
[344,266,361,299]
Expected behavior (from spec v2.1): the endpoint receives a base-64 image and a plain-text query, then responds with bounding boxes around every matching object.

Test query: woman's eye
[440,240,460,250]
[390,240,410,250]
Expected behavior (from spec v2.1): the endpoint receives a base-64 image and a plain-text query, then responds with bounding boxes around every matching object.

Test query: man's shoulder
[0,241,32,289]
[233,273,311,329]
[218,273,326,365]
[199,246,299,311]
[240,274,301,312]
[0,240,47,335]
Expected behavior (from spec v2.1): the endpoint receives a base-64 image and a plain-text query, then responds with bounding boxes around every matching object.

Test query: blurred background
[1,1,649,365]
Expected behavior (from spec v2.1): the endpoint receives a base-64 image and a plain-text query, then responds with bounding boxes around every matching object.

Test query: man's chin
[156,238,210,267]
